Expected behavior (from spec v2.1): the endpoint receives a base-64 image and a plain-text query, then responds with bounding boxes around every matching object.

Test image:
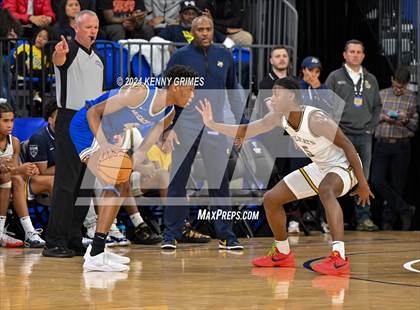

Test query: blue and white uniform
[69,84,173,161]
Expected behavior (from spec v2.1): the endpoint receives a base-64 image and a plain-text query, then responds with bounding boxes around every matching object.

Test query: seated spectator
[26,100,57,176]
[130,130,209,244]
[202,0,252,46]
[83,196,162,246]
[158,1,232,46]
[51,0,81,41]
[2,0,55,37]
[132,132,172,198]
[14,27,51,115]
[52,0,95,16]
[0,8,23,111]
[83,127,164,246]
[371,67,418,230]
[126,130,170,245]
[15,100,55,216]
[13,100,55,231]
[97,0,154,41]
[144,0,181,32]
[0,101,46,248]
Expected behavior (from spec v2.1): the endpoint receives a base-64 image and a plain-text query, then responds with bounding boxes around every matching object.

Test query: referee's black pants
[45,108,92,248]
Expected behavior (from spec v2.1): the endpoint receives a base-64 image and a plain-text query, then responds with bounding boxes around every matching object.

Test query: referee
[42,10,103,258]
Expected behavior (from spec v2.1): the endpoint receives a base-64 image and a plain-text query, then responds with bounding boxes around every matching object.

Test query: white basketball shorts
[283,162,358,199]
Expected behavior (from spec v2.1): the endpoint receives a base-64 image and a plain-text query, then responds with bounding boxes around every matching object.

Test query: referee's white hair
[75,10,98,24]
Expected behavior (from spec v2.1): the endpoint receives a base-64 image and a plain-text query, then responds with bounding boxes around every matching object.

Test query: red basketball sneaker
[252,243,296,267]
[311,251,350,275]
[0,233,24,248]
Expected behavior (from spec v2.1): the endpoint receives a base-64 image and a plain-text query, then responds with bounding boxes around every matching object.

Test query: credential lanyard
[354,73,364,96]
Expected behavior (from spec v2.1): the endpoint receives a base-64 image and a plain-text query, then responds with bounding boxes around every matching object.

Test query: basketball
[96,152,133,184]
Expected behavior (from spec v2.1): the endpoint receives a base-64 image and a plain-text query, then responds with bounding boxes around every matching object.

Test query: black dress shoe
[68,245,87,256]
[133,222,162,245]
[42,246,75,258]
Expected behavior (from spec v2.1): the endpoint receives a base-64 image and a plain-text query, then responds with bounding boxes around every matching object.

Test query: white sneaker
[82,237,93,246]
[83,250,129,272]
[24,229,46,248]
[83,225,96,246]
[84,244,130,265]
[107,224,131,247]
[0,231,24,248]
[105,249,130,265]
[288,221,300,234]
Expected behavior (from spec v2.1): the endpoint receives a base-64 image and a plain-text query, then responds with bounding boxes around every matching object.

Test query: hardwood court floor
[0,232,419,309]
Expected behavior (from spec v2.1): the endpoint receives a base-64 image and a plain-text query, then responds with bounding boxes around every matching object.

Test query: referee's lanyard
[344,67,364,107]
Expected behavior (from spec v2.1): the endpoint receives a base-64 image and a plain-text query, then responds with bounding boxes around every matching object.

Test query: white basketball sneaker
[107,224,131,247]
[84,244,130,265]
[83,248,129,272]
[288,221,300,234]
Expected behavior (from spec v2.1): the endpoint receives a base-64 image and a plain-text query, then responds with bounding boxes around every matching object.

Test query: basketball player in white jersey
[196,77,374,275]
[0,102,47,248]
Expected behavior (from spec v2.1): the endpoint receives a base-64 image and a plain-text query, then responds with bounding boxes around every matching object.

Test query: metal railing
[361,0,418,91]
[0,39,279,116]
[243,0,298,76]
[0,39,56,116]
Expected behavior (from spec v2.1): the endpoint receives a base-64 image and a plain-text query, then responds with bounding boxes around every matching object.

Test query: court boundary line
[403,259,420,274]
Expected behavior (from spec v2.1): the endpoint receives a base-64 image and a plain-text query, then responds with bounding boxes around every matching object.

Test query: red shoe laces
[326,251,341,262]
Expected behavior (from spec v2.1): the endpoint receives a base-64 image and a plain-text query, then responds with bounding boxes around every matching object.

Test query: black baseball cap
[180,1,201,14]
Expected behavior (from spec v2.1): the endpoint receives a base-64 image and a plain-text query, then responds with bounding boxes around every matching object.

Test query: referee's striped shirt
[54,40,103,111]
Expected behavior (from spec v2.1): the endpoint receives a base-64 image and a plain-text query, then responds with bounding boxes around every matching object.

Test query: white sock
[332,241,345,259]
[0,215,6,236]
[20,216,35,236]
[129,212,144,227]
[275,239,290,255]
